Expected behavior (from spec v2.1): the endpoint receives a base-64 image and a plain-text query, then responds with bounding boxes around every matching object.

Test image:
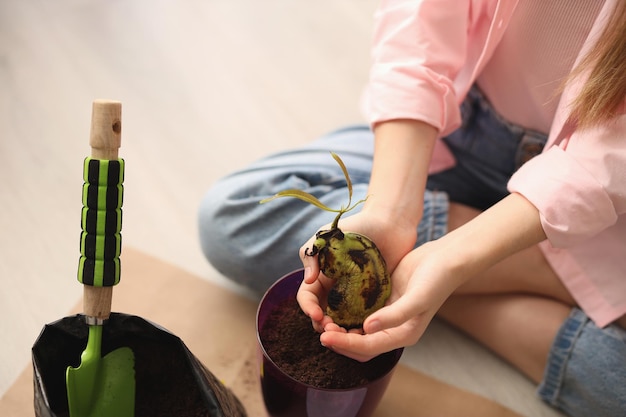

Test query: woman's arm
[318,192,547,362]
[363,119,438,264]
[298,119,437,327]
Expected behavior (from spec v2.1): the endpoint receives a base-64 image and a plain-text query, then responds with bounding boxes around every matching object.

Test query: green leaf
[259,152,368,231]
[331,152,353,206]
[260,190,340,213]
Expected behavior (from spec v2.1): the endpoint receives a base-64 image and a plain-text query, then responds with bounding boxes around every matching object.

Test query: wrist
[368,119,438,227]
[362,195,423,232]
[428,194,546,283]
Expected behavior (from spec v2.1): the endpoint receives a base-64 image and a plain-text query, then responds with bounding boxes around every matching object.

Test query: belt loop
[515,130,548,170]
[461,85,487,127]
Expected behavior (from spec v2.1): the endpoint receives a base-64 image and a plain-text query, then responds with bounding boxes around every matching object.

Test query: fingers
[300,239,320,284]
[297,271,336,332]
[297,236,323,325]
[362,294,416,335]
[318,294,432,361]
[319,326,404,362]
[297,278,324,321]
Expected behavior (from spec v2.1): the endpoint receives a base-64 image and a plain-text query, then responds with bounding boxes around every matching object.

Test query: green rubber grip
[78,157,124,286]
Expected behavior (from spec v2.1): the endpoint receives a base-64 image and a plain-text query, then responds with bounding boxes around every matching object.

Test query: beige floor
[0,1,563,416]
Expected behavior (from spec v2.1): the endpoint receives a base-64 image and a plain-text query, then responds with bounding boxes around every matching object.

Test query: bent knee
[198,185,302,294]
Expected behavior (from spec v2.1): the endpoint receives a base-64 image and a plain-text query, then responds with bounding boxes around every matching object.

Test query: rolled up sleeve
[362,0,471,135]
[508,115,626,248]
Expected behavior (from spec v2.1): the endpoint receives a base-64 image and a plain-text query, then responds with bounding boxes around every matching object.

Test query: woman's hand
[296,209,418,333]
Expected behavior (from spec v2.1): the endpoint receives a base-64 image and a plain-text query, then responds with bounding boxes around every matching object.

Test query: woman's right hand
[297,119,438,332]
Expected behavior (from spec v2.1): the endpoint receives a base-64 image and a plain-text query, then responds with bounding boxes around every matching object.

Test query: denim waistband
[429,86,550,210]
[462,86,548,171]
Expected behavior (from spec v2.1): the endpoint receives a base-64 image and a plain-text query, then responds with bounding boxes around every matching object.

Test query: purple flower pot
[256,269,403,417]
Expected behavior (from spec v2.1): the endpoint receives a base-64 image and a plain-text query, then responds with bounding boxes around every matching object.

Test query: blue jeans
[427,86,547,210]
[538,308,626,417]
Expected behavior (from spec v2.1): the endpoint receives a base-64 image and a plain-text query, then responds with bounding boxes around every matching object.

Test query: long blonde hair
[569,1,626,128]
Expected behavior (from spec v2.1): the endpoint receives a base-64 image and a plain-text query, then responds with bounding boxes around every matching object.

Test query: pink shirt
[361,0,626,327]
[477,0,605,134]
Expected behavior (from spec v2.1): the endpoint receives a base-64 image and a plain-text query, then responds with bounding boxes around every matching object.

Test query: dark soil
[260,295,396,389]
[128,334,213,417]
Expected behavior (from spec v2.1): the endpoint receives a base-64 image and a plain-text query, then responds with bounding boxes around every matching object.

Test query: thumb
[299,243,320,284]
[362,295,417,334]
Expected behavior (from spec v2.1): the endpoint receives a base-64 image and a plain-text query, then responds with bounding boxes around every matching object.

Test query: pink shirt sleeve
[508,113,626,247]
[361,0,471,136]
[509,104,626,328]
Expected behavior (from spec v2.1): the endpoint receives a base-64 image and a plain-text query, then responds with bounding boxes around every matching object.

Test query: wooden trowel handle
[84,286,114,320]
[90,99,122,159]
[83,100,122,320]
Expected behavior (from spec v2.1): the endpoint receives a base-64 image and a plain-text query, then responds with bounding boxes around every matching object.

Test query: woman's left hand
[315,239,460,362]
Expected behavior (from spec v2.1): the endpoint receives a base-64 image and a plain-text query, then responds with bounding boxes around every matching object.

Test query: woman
[199,1,626,415]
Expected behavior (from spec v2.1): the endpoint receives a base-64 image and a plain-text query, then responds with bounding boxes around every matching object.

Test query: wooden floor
[0,1,562,416]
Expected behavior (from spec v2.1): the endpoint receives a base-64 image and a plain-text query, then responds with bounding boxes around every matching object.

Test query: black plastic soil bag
[32,313,247,417]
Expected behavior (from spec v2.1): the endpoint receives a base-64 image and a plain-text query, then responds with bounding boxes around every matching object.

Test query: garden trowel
[66,100,135,417]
